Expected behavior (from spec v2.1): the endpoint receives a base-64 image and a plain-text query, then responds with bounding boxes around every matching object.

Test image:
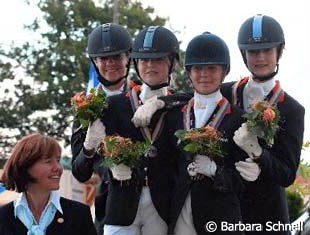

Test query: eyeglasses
[96,54,124,62]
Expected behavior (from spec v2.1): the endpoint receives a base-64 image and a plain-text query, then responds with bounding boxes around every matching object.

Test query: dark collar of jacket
[0,197,97,235]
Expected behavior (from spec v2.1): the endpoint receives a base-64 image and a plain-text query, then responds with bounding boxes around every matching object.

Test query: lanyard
[232,78,284,107]
[129,88,166,144]
[183,97,230,130]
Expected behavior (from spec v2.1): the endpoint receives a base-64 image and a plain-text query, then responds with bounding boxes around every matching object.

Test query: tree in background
[171,50,192,93]
[0,0,166,157]
[286,142,310,221]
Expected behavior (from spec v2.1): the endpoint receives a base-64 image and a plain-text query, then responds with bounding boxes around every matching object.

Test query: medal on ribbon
[129,88,166,158]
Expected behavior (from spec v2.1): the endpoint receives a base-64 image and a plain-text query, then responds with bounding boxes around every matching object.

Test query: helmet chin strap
[99,75,125,87]
[143,79,170,90]
[91,59,130,87]
[251,64,279,82]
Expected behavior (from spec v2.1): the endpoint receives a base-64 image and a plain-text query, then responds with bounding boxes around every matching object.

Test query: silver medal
[146,145,158,158]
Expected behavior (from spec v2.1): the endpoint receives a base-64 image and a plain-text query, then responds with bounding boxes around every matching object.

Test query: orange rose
[262,108,276,122]
[71,88,107,128]
[74,92,85,101]
[76,100,89,108]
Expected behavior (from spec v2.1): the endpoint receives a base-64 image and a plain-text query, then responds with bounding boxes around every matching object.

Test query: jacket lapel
[1,202,27,235]
[46,210,67,235]
[46,198,69,235]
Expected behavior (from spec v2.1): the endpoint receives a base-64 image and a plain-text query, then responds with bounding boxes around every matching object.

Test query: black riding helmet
[130,26,179,90]
[185,32,230,75]
[87,23,132,87]
[238,14,285,81]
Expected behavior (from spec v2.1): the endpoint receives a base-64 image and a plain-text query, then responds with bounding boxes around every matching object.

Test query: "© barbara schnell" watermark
[205,221,305,232]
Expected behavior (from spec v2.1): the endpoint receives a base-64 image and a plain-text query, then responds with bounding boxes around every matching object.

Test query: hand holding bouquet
[71,88,107,128]
[244,101,280,147]
[98,135,150,169]
[175,125,226,160]
[175,126,226,180]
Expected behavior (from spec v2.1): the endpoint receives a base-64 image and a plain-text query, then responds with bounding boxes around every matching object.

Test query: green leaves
[243,101,280,147]
[183,142,199,153]
[175,126,227,160]
[71,88,108,128]
[0,0,167,156]
[174,129,186,140]
[99,135,151,168]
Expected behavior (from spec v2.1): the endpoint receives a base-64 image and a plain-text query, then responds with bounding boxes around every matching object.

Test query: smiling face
[189,64,225,95]
[137,56,171,86]
[94,53,129,82]
[27,150,63,193]
[245,47,279,78]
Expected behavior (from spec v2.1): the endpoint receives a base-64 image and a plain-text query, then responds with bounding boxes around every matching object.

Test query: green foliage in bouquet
[99,135,151,168]
[175,125,226,160]
[244,101,280,147]
[71,88,107,128]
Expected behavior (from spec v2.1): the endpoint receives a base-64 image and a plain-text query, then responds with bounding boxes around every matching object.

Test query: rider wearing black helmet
[73,25,181,235]
[237,14,285,81]
[184,31,230,74]
[131,26,179,90]
[130,26,194,127]
[87,23,132,91]
[221,14,305,234]
[71,23,133,235]
[167,32,246,235]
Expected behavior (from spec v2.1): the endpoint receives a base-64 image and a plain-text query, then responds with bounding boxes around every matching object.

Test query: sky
[140,0,310,143]
[0,0,309,144]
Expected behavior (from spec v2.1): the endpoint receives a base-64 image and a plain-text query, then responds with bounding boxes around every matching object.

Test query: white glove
[193,155,217,177]
[235,158,261,182]
[233,123,262,159]
[84,119,106,151]
[131,96,165,127]
[110,163,132,181]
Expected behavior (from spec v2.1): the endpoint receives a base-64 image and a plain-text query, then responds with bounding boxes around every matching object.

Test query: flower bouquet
[71,88,107,128]
[98,135,151,168]
[244,100,280,147]
[175,126,226,180]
